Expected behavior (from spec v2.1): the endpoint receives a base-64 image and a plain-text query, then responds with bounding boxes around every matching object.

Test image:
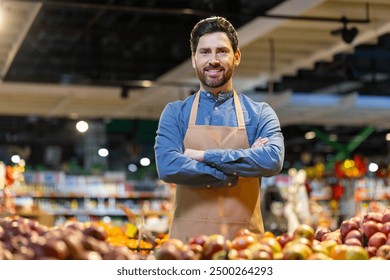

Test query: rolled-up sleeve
[203,103,284,177]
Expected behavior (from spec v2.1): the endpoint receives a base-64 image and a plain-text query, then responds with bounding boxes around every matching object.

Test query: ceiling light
[98,148,109,157]
[140,157,150,167]
[11,155,21,164]
[368,162,378,173]
[128,163,137,172]
[305,131,316,140]
[76,120,89,133]
[330,17,359,44]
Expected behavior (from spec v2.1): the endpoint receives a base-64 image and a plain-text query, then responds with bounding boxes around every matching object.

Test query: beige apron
[169,91,264,241]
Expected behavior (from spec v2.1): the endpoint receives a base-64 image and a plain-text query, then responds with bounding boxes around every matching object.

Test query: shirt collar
[200,90,233,103]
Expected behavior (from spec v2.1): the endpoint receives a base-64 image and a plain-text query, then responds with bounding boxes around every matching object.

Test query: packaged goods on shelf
[6,171,172,227]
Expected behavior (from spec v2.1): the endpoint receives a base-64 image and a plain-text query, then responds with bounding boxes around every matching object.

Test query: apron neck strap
[188,90,246,129]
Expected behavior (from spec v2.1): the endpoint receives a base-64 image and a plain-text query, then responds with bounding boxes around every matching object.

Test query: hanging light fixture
[330,17,359,44]
[120,86,129,99]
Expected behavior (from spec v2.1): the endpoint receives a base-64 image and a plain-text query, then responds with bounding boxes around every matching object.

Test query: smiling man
[154,16,285,241]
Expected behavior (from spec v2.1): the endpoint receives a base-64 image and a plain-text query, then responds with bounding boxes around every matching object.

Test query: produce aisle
[1,162,390,260]
[1,211,390,260]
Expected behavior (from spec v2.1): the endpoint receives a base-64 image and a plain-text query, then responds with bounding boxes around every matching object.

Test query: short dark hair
[190,16,239,54]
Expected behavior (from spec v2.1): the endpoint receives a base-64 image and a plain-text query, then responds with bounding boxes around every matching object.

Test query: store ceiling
[0,0,389,168]
[0,0,388,121]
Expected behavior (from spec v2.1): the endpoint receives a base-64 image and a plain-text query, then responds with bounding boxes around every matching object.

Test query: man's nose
[209,54,220,65]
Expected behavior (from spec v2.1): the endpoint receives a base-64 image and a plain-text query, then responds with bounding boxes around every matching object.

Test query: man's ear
[191,55,196,69]
[234,48,241,66]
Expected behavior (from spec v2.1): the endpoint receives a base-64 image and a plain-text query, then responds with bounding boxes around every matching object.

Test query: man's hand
[184,149,205,162]
[251,137,268,148]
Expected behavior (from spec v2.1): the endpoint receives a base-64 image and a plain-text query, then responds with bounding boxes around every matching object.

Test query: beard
[195,65,234,89]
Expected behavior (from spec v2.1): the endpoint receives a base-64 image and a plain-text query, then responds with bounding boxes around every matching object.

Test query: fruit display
[152,211,390,260]
[2,211,390,260]
[0,215,150,260]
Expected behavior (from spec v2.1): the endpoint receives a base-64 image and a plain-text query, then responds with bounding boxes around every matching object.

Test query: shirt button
[207,93,210,97]
[214,107,219,111]
[227,183,232,187]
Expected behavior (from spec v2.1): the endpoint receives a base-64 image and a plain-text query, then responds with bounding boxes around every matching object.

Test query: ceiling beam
[0,2,42,83]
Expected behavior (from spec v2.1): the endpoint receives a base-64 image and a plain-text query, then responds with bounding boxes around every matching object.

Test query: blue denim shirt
[154,91,285,187]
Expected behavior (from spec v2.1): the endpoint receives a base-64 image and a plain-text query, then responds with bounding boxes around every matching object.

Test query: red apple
[321,231,342,244]
[188,234,209,248]
[236,228,257,238]
[350,216,362,226]
[363,212,383,223]
[362,221,380,240]
[344,238,362,247]
[203,234,227,260]
[381,212,390,223]
[345,229,362,242]
[340,220,359,239]
[154,243,182,260]
[367,246,377,258]
[276,232,293,248]
[368,232,387,248]
[314,228,331,242]
[231,234,257,250]
[380,222,390,236]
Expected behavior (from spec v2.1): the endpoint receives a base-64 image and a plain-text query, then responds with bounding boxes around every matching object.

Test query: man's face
[192,32,240,91]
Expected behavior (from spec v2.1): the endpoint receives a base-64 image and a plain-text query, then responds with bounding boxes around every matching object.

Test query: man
[154,16,284,241]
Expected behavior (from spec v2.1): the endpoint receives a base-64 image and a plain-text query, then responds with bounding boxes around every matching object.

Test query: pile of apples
[153,211,390,260]
[0,216,147,260]
[314,210,390,260]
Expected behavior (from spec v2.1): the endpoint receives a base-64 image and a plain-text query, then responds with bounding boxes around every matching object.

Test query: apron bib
[169,91,264,241]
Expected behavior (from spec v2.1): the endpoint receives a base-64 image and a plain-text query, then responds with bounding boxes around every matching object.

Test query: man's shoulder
[170,94,195,105]
[163,94,195,113]
[238,92,268,110]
